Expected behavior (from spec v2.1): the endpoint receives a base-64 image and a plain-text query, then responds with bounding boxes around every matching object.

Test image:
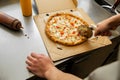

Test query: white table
[0,0,47,79]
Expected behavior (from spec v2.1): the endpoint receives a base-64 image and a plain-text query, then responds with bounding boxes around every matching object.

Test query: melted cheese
[49,14,84,42]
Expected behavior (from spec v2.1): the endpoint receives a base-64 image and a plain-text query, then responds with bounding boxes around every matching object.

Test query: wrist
[44,66,61,80]
[108,15,120,29]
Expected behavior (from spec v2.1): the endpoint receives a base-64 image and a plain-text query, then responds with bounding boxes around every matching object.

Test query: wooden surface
[34,8,111,61]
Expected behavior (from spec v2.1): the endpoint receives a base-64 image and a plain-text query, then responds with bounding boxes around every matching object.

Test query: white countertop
[0,1,48,79]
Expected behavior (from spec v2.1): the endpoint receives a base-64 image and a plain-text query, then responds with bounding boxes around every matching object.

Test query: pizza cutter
[78,24,96,38]
[78,24,117,39]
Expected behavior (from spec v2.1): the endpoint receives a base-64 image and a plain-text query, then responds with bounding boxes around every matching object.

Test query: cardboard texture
[34,0,112,61]
[35,0,77,14]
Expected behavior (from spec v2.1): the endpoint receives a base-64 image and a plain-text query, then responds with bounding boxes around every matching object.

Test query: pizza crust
[45,12,92,46]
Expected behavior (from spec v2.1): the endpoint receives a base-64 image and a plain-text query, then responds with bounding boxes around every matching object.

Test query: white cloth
[84,61,119,80]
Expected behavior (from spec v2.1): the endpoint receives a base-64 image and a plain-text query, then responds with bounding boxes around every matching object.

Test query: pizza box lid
[35,0,78,14]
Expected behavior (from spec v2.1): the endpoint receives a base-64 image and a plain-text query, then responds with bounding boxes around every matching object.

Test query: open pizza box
[34,0,112,61]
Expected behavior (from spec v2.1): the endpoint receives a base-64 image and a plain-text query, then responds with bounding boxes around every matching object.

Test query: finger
[101,32,108,36]
[94,30,101,36]
[110,26,117,30]
[101,32,105,36]
[38,54,49,59]
[101,31,112,36]
[26,66,33,73]
[26,59,33,66]
[39,54,46,56]
[27,55,37,62]
[102,32,107,35]
[105,31,112,36]
[26,66,36,73]
[31,53,46,60]
[31,52,40,59]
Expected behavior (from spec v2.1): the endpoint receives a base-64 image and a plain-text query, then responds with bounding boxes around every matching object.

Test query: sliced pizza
[45,12,92,46]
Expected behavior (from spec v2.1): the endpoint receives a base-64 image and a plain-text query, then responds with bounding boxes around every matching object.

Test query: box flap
[35,0,77,14]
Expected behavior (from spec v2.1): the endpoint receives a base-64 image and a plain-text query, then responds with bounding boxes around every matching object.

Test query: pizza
[45,13,92,46]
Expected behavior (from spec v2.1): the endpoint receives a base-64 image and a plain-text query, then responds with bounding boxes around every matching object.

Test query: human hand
[94,20,117,36]
[26,53,83,80]
[26,52,55,78]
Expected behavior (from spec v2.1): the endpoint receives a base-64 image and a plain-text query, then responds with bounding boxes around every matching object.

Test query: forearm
[107,14,120,27]
[45,67,82,80]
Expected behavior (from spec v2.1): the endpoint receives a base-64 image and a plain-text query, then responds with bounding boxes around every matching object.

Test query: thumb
[94,29,101,36]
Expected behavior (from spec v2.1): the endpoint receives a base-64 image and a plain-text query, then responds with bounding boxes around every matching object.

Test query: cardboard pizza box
[35,0,78,14]
[34,0,112,61]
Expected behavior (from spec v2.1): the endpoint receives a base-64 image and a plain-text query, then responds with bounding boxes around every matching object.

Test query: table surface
[0,0,118,80]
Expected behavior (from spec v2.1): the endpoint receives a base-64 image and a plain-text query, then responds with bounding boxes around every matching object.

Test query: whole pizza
[45,13,92,46]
